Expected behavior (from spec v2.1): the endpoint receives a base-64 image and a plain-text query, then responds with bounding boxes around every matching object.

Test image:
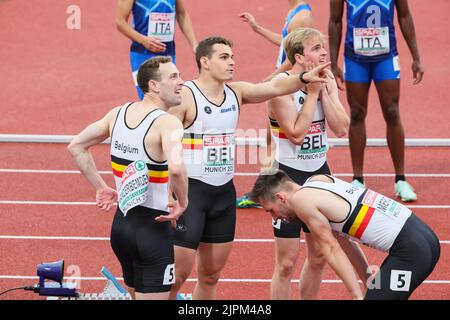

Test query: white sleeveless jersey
[302,176,412,252]
[270,73,328,172]
[182,81,240,186]
[110,103,169,212]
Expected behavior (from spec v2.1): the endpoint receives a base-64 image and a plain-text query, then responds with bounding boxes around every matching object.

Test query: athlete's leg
[346,81,371,178]
[374,79,404,175]
[193,242,233,300]
[271,237,300,299]
[344,57,372,179]
[299,233,326,300]
[169,245,197,299]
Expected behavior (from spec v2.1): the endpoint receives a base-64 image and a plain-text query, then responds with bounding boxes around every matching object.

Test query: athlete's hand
[330,64,345,90]
[305,62,322,95]
[412,60,424,85]
[96,187,117,212]
[302,62,331,84]
[140,36,166,53]
[239,12,258,31]
[322,68,339,96]
[155,200,187,226]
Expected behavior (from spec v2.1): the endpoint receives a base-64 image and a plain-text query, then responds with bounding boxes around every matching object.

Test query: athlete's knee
[350,107,367,123]
[275,258,297,278]
[382,104,401,125]
[198,270,221,287]
[307,252,326,269]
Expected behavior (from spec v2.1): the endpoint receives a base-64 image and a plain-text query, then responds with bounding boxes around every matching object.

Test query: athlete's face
[204,44,235,81]
[158,62,184,107]
[260,194,296,223]
[301,36,327,67]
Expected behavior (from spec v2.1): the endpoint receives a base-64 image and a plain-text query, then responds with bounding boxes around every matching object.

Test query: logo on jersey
[204,106,212,114]
[175,224,187,232]
[220,104,237,113]
[299,96,305,105]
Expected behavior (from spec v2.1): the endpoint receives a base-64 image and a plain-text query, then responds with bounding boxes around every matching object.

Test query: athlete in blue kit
[116,0,197,98]
[329,0,424,202]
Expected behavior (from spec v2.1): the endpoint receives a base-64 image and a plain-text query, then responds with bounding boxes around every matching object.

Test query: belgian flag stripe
[348,205,369,237]
[354,207,375,239]
[111,156,168,171]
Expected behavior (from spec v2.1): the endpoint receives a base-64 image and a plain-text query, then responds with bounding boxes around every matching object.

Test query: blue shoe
[351,179,366,190]
[176,293,192,300]
[236,193,262,208]
[395,180,417,202]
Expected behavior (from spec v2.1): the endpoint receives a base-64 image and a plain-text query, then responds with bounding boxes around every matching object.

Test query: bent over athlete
[251,170,440,299]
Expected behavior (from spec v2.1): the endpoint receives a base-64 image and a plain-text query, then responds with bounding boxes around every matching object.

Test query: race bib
[148,12,175,42]
[118,160,149,216]
[202,133,235,175]
[362,189,411,220]
[353,27,390,56]
[296,121,328,159]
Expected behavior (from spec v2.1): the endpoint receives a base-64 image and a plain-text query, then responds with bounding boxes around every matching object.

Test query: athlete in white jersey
[266,28,365,300]
[168,36,331,300]
[68,56,188,300]
[250,169,440,300]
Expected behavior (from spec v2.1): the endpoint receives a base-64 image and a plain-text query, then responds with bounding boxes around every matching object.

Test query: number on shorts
[390,270,412,292]
[163,264,175,285]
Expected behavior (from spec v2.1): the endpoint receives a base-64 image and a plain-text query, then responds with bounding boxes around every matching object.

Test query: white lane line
[0,201,97,205]
[1,200,449,209]
[0,275,448,284]
[0,235,449,245]
[0,169,449,177]
[236,173,450,177]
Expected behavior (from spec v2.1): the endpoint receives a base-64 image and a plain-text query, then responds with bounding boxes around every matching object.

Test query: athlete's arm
[68,108,120,212]
[239,12,282,46]
[115,0,166,53]
[176,0,198,53]
[157,115,188,222]
[268,77,320,145]
[336,234,371,288]
[231,63,330,104]
[292,190,364,299]
[396,0,424,84]
[320,70,349,137]
[328,0,345,89]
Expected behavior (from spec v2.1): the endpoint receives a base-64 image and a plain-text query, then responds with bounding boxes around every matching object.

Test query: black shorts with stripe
[272,161,331,238]
[174,178,236,250]
[110,206,174,293]
[365,213,440,300]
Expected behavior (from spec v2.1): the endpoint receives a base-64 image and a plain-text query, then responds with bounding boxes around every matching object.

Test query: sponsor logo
[204,106,212,114]
[220,105,237,113]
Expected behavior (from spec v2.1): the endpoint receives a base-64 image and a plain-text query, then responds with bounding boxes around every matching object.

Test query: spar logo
[122,160,146,183]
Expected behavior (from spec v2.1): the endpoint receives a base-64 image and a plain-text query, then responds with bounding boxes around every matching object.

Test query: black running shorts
[110,207,175,293]
[174,178,236,249]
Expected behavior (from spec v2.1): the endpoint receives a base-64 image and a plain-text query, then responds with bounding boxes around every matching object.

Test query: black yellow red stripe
[343,204,375,239]
[269,118,288,139]
[182,132,203,150]
[111,155,168,183]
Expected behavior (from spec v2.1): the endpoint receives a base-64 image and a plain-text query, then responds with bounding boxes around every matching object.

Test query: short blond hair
[284,28,324,65]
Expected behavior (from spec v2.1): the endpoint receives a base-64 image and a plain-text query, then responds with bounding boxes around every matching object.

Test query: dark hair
[249,169,295,202]
[137,56,172,94]
[195,36,233,71]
